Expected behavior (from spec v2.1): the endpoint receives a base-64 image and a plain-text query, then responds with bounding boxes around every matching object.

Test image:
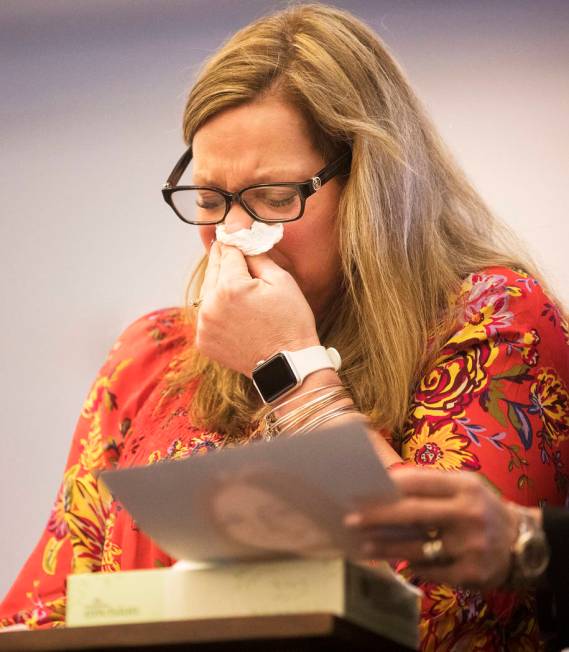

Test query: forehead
[191,96,323,184]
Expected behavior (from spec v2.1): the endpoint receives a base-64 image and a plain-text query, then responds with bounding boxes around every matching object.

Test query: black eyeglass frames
[161,148,351,226]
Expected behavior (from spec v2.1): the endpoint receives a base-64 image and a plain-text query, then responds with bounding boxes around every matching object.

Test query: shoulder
[100,308,190,373]
[81,308,191,422]
[453,267,569,350]
[458,266,550,316]
[444,267,569,412]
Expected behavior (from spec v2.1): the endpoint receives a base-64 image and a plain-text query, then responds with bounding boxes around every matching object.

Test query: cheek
[199,225,216,251]
[278,220,339,279]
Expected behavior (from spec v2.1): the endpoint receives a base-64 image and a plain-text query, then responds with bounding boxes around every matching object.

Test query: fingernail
[344,513,362,527]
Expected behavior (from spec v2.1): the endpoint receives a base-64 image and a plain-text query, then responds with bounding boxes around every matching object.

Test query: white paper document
[101,421,400,563]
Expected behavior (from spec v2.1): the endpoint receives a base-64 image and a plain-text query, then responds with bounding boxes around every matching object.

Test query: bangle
[294,404,360,434]
[272,388,351,433]
[271,383,344,412]
[261,386,352,440]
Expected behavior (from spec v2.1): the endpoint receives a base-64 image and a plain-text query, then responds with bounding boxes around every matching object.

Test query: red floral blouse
[2,267,569,651]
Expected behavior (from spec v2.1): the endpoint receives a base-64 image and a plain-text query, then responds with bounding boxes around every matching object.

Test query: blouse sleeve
[399,267,569,649]
[0,308,187,630]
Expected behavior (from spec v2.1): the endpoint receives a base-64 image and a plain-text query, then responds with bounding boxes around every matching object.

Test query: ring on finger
[422,538,445,563]
[425,526,441,540]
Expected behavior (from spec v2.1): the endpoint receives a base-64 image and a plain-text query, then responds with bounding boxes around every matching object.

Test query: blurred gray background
[1,0,568,599]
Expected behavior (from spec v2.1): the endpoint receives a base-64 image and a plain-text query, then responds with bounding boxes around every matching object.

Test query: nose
[222,196,254,233]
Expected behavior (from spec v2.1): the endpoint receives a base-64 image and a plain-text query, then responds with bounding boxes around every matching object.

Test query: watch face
[520,531,550,578]
[252,353,298,404]
[518,532,549,579]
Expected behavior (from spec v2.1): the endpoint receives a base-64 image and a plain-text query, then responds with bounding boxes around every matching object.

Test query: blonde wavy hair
[168,3,537,442]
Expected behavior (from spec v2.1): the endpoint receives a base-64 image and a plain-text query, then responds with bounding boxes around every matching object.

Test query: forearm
[269,369,402,467]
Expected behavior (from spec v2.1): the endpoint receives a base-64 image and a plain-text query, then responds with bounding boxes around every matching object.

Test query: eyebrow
[191,168,309,187]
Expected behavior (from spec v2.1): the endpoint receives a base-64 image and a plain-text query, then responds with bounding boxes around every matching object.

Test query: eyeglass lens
[171,186,302,224]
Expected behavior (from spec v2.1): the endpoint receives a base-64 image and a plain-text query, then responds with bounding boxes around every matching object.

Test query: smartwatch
[252,346,341,404]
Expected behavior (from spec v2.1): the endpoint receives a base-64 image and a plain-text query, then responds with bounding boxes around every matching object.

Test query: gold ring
[422,538,444,563]
[426,526,441,540]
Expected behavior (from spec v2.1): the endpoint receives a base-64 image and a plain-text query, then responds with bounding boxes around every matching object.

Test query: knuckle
[219,282,243,302]
[406,497,423,515]
[467,535,487,558]
[461,472,479,490]
[465,503,485,524]
[455,497,483,524]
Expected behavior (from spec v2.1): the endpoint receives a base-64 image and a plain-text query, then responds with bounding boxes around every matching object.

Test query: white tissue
[215,222,284,255]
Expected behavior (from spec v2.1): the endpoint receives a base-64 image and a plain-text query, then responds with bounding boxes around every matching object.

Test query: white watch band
[284,346,341,382]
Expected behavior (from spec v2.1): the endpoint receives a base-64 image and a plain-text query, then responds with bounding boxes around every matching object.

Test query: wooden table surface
[0,613,415,651]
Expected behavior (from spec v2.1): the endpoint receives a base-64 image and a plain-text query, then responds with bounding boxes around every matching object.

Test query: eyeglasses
[161,147,351,225]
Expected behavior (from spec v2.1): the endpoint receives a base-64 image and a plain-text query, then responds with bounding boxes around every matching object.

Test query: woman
[1,4,568,649]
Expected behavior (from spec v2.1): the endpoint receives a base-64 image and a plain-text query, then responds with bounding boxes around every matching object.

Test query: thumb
[245,253,289,283]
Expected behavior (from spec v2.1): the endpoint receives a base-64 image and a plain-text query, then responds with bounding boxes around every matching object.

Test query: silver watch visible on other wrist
[508,505,550,586]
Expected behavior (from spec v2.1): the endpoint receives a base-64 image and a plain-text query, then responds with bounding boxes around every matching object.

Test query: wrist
[504,503,550,589]
[252,345,341,405]
[260,334,321,366]
[272,369,343,417]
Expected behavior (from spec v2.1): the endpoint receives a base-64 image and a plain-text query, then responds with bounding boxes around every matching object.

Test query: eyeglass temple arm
[165,146,193,187]
[315,150,352,185]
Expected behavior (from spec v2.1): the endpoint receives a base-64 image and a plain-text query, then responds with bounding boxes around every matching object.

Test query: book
[66,558,420,649]
[71,423,421,647]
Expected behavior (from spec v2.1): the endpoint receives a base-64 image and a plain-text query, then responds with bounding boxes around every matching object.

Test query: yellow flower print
[403,421,480,470]
[166,439,191,460]
[449,272,515,347]
[414,341,498,420]
[148,450,163,464]
[420,587,539,652]
[424,583,486,620]
[76,359,132,474]
[189,432,224,455]
[81,359,132,419]
[65,472,113,574]
[42,464,81,575]
[519,329,540,366]
[416,583,459,646]
[79,412,104,472]
[166,439,191,461]
[530,368,569,441]
[21,581,66,629]
[46,464,80,540]
[101,513,122,573]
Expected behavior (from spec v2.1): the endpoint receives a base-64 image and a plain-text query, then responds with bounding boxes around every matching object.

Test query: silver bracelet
[294,404,360,435]
[270,383,344,412]
[271,388,351,433]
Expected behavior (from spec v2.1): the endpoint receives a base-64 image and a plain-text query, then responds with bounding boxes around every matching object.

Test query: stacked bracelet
[294,404,360,434]
[261,383,359,439]
[273,388,352,433]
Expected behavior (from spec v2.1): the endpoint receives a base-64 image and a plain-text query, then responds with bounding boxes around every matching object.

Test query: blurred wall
[1,0,568,599]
